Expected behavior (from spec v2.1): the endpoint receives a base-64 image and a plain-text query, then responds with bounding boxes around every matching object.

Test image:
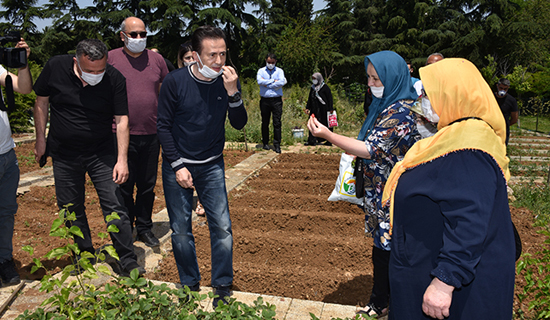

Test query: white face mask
[498,90,507,97]
[196,54,224,79]
[370,85,384,98]
[124,34,147,54]
[77,60,105,86]
[266,63,275,70]
[312,79,318,85]
[183,61,193,67]
[421,96,439,123]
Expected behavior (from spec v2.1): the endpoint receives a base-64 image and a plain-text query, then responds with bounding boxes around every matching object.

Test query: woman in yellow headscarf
[382,58,515,320]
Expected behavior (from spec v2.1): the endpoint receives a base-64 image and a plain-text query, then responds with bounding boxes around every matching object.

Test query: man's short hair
[498,78,511,86]
[427,53,444,60]
[76,39,108,61]
[191,25,226,55]
[266,53,277,61]
[120,19,127,32]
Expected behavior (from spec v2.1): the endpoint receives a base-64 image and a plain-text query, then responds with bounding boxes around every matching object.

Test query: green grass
[225,78,364,145]
[517,115,550,134]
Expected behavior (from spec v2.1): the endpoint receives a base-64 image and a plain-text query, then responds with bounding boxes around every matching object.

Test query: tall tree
[504,0,550,69]
[275,19,337,83]
[0,0,41,34]
[270,0,313,26]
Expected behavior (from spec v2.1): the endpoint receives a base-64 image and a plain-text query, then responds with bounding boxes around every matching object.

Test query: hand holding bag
[328,153,364,205]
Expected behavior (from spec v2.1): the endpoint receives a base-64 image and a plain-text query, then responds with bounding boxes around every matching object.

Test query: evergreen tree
[0,0,41,34]
[271,0,313,26]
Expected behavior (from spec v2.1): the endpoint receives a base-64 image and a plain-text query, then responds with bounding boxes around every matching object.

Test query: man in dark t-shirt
[33,39,144,276]
[494,78,518,145]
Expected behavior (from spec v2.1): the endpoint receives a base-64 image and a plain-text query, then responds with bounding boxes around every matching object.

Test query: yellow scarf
[382,58,510,232]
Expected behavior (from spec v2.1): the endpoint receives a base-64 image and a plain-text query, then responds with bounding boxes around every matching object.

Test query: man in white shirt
[256,53,287,154]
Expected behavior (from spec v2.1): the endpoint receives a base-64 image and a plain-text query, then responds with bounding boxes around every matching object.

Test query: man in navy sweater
[157,25,247,308]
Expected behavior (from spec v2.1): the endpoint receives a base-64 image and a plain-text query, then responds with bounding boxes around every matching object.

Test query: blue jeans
[0,149,19,263]
[162,158,233,288]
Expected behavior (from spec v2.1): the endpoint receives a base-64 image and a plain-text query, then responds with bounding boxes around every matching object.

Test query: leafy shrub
[516,224,550,319]
[226,78,364,145]
[5,61,42,133]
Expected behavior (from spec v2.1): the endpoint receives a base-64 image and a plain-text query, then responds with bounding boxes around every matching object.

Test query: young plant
[515,224,550,319]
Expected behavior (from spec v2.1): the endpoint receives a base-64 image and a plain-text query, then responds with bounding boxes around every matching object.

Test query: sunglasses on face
[124,31,147,38]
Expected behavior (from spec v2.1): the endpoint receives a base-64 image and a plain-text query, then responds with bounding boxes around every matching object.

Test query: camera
[0,31,27,68]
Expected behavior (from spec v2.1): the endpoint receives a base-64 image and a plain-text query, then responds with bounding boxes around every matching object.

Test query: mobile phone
[39,154,47,167]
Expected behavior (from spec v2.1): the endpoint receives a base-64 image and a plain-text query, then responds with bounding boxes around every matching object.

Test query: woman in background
[305,73,334,146]
[177,42,194,69]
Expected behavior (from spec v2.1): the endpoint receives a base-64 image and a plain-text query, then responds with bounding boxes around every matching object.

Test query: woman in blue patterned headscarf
[308,50,420,317]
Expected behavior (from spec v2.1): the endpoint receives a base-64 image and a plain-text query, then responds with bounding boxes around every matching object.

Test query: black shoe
[274,146,281,154]
[262,144,270,150]
[0,259,20,286]
[181,283,200,303]
[138,231,160,247]
[213,285,232,308]
[188,283,200,292]
[119,261,146,277]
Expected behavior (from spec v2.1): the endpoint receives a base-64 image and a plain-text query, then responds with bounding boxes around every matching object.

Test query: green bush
[227,78,365,145]
[511,181,550,319]
[516,224,550,319]
[5,61,42,133]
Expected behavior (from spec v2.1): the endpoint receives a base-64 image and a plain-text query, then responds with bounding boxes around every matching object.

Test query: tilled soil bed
[12,142,253,279]
[147,152,549,313]
[149,153,370,306]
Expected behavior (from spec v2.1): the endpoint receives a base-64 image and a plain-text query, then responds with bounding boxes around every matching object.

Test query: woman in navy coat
[382,58,515,319]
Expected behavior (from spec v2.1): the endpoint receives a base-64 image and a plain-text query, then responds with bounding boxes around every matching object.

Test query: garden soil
[12,141,549,313]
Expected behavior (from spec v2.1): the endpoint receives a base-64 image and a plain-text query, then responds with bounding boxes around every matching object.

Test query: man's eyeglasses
[123,31,147,38]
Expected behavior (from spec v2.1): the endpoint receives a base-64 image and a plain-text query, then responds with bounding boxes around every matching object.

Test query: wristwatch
[228,91,241,103]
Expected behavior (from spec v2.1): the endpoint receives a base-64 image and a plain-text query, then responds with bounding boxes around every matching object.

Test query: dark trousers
[260,97,283,147]
[370,246,391,309]
[52,150,137,269]
[119,134,160,235]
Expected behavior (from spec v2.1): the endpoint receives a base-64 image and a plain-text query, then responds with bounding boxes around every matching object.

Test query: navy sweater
[157,66,247,172]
